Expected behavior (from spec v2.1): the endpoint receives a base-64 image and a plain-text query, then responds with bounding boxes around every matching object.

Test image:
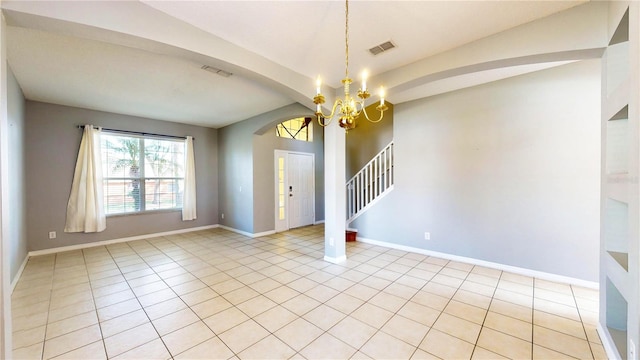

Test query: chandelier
[313,0,387,131]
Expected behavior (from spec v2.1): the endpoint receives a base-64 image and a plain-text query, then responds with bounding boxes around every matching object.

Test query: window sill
[106,208,182,218]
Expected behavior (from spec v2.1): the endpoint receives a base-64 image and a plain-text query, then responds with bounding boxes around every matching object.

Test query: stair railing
[347,141,394,222]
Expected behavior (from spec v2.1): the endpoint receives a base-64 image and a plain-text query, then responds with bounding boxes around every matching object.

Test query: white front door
[288,153,314,228]
[275,151,315,232]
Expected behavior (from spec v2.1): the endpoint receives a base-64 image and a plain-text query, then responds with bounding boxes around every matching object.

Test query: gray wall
[217,115,256,233]
[346,103,394,179]
[25,101,218,251]
[352,60,601,281]
[7,65,26,281]
[217,103,321,234]
[253,117,324,233]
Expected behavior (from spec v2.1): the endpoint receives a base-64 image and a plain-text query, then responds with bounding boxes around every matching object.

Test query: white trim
[347,184,394,224]
[324,255,347,264]
[29,225,219,257]
[314,220,325,225]
[10,255,28,294]
[253,230,276,238]
[357,236,599,289]
[597,322,621,360]
[219,225,275,238]
[274,150,316,232]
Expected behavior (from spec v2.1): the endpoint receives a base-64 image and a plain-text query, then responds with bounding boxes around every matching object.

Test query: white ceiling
[4,0,587,128]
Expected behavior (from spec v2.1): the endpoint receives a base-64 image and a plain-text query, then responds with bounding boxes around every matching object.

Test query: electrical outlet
[329,237,334,246]
[630,339,636,360]
[48,231,56,239]
[424,232,430,240]
[221,213,225,219]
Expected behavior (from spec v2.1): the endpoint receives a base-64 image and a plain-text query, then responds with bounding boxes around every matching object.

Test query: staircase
[347,141,394,223]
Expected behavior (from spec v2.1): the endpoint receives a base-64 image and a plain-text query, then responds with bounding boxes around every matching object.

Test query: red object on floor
[346,230,357,242]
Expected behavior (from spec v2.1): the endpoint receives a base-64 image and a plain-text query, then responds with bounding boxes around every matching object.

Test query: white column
[0,11,12,360]
[324,119,346,263]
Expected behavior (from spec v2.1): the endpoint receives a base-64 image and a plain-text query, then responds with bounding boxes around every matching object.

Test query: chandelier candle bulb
[312,0,387,131]
[362,71,367,92]
[316,77,322,95]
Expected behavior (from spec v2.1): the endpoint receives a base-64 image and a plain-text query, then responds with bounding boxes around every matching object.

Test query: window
[101,133,185,215]
[277,156,285,220]
[275,117,313,142]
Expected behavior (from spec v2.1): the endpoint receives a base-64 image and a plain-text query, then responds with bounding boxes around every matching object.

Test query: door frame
[274,150,315,232]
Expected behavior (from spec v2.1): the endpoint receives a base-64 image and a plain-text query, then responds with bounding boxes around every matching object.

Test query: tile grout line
[81,248,108,360]
[146,232,250,358]
[571,284,597,360]
[468,266,504,360]
[9,258,53,359]
[40,252,100,359]
[39,255,56,360]
[252,233,388,358]
[13,226,605,360]
[342,248,425,358]
[105,240,177,359]
[158,231,317,358]
[129,235,231,359]
[238,228,333,358]
[300,245,412,359]
[531,277,536,360]
[533,278,603,359]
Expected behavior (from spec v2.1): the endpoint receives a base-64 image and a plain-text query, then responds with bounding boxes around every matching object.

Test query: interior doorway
[275,150,315,232]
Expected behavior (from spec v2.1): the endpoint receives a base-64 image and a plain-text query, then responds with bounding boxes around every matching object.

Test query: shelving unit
[604,198,629,271]
[601,3,639,360]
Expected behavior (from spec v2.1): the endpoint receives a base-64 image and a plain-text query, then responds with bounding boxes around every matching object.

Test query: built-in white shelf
[601,4,635,360]
[606,106,629,175]
[604,198,629,272]
[606,43,629,97]
[606,278,628,358]
[606,9,629,98]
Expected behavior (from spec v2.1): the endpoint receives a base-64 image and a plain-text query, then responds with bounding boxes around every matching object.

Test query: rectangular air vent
[368,41,396,56]
[201,65,232,77]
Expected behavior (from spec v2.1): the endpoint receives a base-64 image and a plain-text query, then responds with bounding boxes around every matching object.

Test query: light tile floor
[11,225,607,359]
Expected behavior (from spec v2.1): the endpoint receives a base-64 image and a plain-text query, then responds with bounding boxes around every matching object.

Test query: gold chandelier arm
[312,0,388,132]
[360,104,385,123]
[316,99,344,127]
[317,115,333,127]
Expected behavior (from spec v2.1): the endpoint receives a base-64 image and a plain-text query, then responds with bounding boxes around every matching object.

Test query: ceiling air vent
[368,41,396,56]
[201,65,233,78]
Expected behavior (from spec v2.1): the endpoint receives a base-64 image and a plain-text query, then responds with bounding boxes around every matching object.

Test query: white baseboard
[597,322,621,360]
[219,225,275,238]
[10,254,29,294]
[28,225,220,257]
[324,255,347,264]
[314,220,325,225]
[357,236,599,289]
[253,230,276,238]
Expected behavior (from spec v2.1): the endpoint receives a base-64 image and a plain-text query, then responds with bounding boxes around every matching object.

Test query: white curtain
[64,125,106,233]
[182,136,197,221]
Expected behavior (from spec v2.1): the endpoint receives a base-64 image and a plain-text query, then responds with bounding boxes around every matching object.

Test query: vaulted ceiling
[3,1,602,128]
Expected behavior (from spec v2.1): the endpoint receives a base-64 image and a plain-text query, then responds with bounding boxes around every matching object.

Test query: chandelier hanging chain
[345,0,349,79]
[313,0,388,131]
